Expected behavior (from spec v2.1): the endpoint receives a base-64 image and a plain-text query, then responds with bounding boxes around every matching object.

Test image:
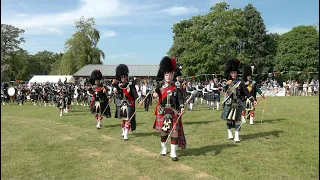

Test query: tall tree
[169,2,245,76]
[1,24,25,81]
[275,25,319,81]
[59,17,105,75]
[242,3,268,77]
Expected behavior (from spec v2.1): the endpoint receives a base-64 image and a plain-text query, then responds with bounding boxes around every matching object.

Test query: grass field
[1,96,319,180]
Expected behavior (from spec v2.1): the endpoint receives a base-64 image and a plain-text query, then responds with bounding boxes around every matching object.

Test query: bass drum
[8,87,15,96]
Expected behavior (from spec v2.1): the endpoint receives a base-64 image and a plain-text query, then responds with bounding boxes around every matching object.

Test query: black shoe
[171,157,178,161]
[161,154,166,156]
[235,141,240,143]
[124,139,128,141]
[228,138,234,140]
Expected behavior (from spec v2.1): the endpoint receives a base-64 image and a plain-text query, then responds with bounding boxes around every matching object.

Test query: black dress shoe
[161,154,166,156]
[235,141,240,143]
[171,157,178,161]
[124,139,128,141]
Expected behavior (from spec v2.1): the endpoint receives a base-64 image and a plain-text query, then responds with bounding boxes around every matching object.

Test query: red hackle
[171,58,176,72]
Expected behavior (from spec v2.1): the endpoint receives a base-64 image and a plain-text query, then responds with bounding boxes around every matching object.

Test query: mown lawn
[1,96,319,180]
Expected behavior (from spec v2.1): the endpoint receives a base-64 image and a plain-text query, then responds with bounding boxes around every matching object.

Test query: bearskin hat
[224,58,241,80]
[156,56,177,81]
[89,70,102,85]
[242,65,253,81]
[116,64,129,81]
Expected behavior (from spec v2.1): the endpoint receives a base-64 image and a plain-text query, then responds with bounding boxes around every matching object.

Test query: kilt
[197,91,203,98]
[213,93,220,102]
[153,108,186,149]
[207,92,214,101]
[203,93,208,100]
[221,101,244,121]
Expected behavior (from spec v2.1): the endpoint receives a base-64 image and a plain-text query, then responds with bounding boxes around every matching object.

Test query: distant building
[73,64,159,84]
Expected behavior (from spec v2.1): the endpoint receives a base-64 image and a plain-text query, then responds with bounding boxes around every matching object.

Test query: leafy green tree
[275,25,319,82]
[242,3,268,77]
[59,17,105,75]
[1,24,25,81]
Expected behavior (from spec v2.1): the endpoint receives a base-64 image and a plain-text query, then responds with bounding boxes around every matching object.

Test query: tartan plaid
[153,107,186,149]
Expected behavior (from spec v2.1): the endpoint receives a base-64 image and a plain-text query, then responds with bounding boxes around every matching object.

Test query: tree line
[168,2,319,82]
[1,17,104,82]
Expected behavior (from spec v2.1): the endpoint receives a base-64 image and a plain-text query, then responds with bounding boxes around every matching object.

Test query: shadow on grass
[241,130,284,141]
[260,118,287,124]
[180,143,238,156]
[183,120,214,125]
[103,122,146,128]
[131,131,159,137]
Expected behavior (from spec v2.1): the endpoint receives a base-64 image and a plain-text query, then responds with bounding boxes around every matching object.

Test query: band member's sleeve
[131,85,139,100]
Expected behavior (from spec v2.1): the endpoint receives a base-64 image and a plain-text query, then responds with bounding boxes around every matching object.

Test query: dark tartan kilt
[213,93,220,102]
[43,95,49,101]
[153,108,186,148]
[53,96,57,102]
[207,92,214,101]
[221,103,244,121]
[196,91,203,98]
[31,93,37,100]
[57,98,66,108]
[203,93,208,100]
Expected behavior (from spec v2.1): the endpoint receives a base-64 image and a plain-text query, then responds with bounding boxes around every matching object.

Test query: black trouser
[143,94,151,111]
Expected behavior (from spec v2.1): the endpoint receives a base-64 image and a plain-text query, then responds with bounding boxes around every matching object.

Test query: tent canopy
[28,75,75,85]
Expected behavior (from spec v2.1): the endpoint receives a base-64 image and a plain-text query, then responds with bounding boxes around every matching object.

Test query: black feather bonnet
[224,58,241,80]
[116,64,129,81]
[156,56,177,81]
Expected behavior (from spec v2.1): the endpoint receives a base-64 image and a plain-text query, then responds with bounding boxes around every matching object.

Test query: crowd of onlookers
[260,79,319,96]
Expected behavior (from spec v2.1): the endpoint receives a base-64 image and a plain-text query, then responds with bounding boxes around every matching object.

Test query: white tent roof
[28,75,75,85]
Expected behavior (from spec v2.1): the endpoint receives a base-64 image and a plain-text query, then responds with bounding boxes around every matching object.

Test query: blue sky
[1,0,319,65]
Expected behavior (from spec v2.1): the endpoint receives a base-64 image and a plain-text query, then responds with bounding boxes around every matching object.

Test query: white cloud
[2,0,124,29]
[163,6,198,16]
[101,30,116,38]
[267,27,291,35]
[24,27,63,35]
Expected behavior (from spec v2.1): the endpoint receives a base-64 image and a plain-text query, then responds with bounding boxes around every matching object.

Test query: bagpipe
[222,78,241,105]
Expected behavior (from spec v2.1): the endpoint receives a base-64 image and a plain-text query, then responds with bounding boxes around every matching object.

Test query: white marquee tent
[28,75,75,86]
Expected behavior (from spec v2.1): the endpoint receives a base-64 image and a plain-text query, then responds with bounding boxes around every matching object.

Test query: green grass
[1,96,319,180]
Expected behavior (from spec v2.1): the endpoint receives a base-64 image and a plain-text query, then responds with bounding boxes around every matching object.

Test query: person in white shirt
[211,78,221,110]
[206,80,214,108]
[141,80,152,111]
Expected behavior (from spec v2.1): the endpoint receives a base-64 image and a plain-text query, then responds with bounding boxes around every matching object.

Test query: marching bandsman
[196,82,204,104]
[141,80,152,111]
[221,58,257,143]
[113,64,139,140]
[57,85,66,117]
[186,81,196,110]
[241,65,267,125]
[87,70,111,129]
[153,56,186,161]
[212,77,222,110]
